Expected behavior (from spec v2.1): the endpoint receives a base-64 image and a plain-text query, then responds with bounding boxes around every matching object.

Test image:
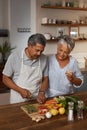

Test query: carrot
[45,99,56,104]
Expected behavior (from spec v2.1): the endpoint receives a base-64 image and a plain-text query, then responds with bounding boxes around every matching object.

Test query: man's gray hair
[28,33,46,46]
[57,35,75,51]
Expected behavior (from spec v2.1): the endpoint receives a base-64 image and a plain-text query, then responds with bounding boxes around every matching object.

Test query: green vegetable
[24,104,38,113]
[65,96,79,103]
[66,96,79,114]
[54,96,83,114]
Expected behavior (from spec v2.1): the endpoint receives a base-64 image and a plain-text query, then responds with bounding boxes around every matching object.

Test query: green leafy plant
[0,41,16,64]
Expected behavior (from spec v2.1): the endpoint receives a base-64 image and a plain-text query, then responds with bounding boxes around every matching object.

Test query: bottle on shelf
[42,0,51,6]
[66,0,73,7]
[58,28,64,37]
[79,0,84,8]
[73,0,79,7]
[55,0,61,6]
[62,0,66,7]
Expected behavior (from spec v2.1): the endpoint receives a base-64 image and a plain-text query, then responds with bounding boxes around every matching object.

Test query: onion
[45,112,52,118]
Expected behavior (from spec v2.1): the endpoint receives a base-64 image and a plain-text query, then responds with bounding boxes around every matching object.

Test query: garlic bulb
[45,112,52,118]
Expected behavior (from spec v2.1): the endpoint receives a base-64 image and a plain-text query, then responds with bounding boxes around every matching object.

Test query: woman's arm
[65,71,82,86]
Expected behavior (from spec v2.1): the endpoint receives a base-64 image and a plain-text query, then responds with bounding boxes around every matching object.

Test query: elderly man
[2,33,48,104]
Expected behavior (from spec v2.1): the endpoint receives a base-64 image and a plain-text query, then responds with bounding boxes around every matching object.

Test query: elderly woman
[47,35,83,97]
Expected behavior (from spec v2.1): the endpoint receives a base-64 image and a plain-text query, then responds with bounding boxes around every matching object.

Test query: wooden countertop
[80,67,87,74]
[0,91,87,130]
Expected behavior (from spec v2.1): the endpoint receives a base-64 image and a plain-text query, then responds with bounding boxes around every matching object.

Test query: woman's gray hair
[57,35,75,51]
[28,33,46,46]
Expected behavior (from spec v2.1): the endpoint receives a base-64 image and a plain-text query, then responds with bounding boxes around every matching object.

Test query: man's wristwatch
[39,90,45,94]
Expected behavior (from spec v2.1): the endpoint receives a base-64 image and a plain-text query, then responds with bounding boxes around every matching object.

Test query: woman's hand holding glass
[65,71,74,82]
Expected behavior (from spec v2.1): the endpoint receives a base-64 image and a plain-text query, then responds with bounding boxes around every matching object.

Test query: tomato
[38,108,48,114]
[38,105,47,109]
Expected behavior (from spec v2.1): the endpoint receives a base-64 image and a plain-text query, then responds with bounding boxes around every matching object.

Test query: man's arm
[37,76,48,103]
[2,74,32,98]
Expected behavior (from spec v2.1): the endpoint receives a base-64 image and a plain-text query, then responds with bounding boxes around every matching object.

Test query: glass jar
[62,0,66,7]
[56,0,62,6]
[73,0,79,7]
[66,0,73,7]
[79,0,84,8]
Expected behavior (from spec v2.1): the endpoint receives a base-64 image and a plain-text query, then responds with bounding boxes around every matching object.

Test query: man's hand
[18,87,32,99]
[37,92,46,104]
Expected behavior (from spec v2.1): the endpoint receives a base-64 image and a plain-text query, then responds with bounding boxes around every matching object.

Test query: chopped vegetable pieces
[23,104,38,113]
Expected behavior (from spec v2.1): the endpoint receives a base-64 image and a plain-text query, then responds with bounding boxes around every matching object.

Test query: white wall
[30,0,37,34]
[0,0,3,28]
[9,0,31,50]
[0,0,9,44]
[0,0,9,29]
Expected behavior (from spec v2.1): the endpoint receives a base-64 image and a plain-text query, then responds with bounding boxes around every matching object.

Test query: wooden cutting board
[21,103,45,122]
[21,99,57,122]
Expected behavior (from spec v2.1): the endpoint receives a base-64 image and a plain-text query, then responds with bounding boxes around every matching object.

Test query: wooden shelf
[41,23,87,27]
[47,39,58,42]
[75,39,87,41]
[41,6,87,11]
[41,5,87,43]
[47,39,87,42]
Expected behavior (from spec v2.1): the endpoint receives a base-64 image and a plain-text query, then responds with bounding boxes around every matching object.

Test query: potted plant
[0,41,16,65]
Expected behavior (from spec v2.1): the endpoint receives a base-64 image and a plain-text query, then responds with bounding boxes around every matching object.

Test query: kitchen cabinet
[41,5,87,42]
[0,29,9,93]
[0,93,10,105]
[0,29,9,37]
[0,64,10,93]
